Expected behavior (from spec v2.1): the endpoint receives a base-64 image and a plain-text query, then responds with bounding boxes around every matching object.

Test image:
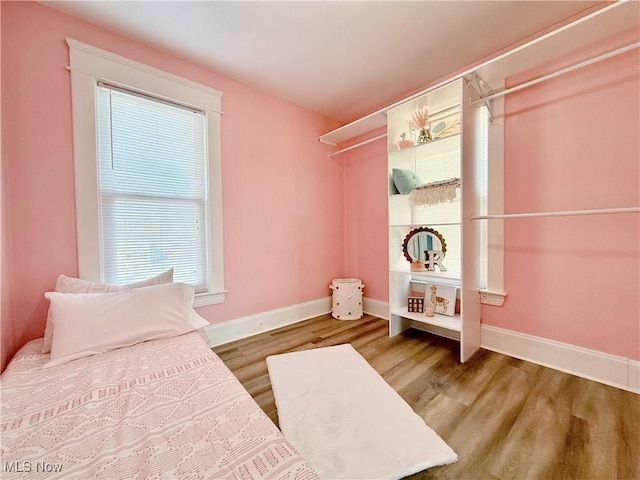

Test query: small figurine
[397,132,414,149]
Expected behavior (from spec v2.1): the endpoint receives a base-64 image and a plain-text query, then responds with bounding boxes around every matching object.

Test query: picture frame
[424,283,457,317]
[409,279,427,296]
[429,112,460,140]
[407,296,424,313]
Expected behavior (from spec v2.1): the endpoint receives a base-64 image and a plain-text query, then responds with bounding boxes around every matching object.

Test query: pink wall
[0,0,15,371]
[0,2,343,371]
[342,35,639,360]
[482,35,639,360]
[343,135,389,302]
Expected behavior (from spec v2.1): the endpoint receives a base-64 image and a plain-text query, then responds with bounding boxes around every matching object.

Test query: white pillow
[44,282,208,368]
[42,268,174,353]
[54,268,174,293]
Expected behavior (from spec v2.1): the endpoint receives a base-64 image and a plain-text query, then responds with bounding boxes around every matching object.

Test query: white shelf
[473,2,640,87]
[389,133,460,161]
[319,112,386,146]
[390,267,461,286]
[389,222,461,228]
[391,306,461,333]
[318,3,637,149]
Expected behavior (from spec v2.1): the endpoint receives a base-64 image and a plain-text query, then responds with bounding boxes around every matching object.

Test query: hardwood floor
[213,314,640,480]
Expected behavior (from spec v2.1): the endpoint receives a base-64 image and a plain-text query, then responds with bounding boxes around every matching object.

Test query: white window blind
[96,84,209,292]
[478,106,489,289]
[411,145,462,276]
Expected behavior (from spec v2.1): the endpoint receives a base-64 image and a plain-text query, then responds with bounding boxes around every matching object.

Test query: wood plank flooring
[213,314,640,480]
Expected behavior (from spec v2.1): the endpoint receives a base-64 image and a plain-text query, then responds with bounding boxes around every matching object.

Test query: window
[410,102,502,302]
[411,138,462,277]
[478,105,489,290]
[479,97,506,305]
[96,85,209,291]
[68,39,225,306]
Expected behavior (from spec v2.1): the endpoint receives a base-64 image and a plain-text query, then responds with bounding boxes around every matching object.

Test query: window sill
[194,290,227,307]
[479,289,507,307]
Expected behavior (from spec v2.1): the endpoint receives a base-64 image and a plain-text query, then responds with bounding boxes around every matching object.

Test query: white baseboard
[363,297,389,320]
[203,297,331,347]
[203,296,639,394]
[481,324,640,394]
[360,299,639,393]
[629,361,640,392]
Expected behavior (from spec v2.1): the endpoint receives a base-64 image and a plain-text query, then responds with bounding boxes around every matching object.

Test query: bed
[1,278,318,479]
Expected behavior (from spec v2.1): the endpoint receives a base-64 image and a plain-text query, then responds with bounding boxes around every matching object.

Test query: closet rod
[328,133,387,157]
[472,206,640,220]
[471,42,640,106]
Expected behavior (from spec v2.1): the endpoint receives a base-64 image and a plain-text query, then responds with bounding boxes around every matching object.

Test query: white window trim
[67,38,226,306]
[482,95,506,306]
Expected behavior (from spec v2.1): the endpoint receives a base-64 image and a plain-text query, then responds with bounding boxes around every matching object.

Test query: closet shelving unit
[318,1,640,363]
[387,78,481,362]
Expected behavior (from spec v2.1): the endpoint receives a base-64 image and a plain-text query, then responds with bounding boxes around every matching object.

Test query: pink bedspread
[1,332,318,479]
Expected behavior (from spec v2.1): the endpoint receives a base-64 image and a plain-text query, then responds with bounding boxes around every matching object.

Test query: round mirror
[402,227,447,263]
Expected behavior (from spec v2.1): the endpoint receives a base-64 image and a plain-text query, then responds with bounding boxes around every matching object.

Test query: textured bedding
[1,332,318,480]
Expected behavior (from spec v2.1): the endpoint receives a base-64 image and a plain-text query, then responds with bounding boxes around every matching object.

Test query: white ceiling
[43,1,600,124]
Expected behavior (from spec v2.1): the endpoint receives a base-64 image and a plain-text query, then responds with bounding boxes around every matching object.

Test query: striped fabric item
[1,332,318,480]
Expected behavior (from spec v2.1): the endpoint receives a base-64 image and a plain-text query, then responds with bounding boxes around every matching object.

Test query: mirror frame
[402,227,447,263]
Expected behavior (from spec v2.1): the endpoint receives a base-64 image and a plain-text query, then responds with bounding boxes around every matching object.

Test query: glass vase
[417,128,432,143]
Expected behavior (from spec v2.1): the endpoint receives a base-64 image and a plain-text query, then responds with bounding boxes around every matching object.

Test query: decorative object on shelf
[410,260,426,272]
[397,132,415,149]
[417,128,432,144]
[409,279,427,296]
[424,283,457,317]
[409,177,461,207]
[411,107,432,144]
[417,128,432,143]
[407,296,424,313]
[430,113,461,140]
[402,226,447,264]
[391,168,423,195]
[425,306,435,317]
[425,250,447,272]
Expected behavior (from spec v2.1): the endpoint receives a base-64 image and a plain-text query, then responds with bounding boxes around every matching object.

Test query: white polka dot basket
[330,278,364,320]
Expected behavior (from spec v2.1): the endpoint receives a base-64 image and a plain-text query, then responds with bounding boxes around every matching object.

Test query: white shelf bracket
[470,42,640,108]
[319,138,337,147]
[468,72,495,123]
